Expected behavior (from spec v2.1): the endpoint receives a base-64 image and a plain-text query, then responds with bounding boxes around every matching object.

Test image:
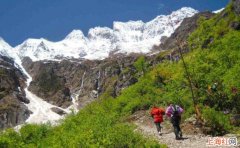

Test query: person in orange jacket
[150,105,165,135]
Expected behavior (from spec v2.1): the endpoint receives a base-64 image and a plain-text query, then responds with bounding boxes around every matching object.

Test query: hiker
[166,103,184,140]
[150,105,165,135]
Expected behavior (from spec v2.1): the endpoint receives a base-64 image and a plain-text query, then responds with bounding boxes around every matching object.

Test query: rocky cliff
[0,55,30,128]
[233,0,240,15]
[22,54,141,109]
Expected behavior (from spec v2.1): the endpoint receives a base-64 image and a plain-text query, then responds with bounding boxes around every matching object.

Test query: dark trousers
[173,124,182,138]
[154,122,162,132]
[171,116,182,138]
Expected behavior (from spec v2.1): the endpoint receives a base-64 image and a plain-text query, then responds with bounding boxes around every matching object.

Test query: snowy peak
[65,30,86,41]
[0,37,12,50]
[12,7,198,61]
[88,27,115,40]
[0,37,13,57]
[0,37,24,70]
[173,7,198,17]
[113,21,144,32]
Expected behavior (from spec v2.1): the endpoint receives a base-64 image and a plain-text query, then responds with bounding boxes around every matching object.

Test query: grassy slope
[1,2,240,147]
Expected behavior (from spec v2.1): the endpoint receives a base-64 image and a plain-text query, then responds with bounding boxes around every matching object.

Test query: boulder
[230,21,240,30]
[230,114,240,126]
[51,107,67,115]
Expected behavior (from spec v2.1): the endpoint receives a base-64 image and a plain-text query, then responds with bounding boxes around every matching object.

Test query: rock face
[22,57,72,108]
[0,55,31,129]
[51,107,67,115]
[22,55,140,109]
[233,0,240,15]
[230,21,240,30]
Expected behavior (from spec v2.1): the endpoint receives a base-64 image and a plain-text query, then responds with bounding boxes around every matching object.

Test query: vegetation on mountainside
[37,70,64,93]
[133,56,149,76]
[1,2,240,147]
[0,99,163,147]
[187,3,240,113]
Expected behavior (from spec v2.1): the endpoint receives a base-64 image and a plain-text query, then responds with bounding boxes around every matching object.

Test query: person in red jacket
[150,106,165,135]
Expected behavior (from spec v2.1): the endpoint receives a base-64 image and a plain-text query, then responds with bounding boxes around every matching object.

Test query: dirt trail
[130,110,236,148]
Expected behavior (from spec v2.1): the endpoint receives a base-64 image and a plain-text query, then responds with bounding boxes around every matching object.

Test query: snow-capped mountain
[10,7,198,61]
[0,38,21,64]
[0,38,12,57]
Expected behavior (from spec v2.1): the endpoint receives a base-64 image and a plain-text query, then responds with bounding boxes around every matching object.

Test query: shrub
[202,107,232,136]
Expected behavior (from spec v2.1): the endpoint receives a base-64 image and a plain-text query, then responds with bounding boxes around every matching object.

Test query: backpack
[172,105,179,117]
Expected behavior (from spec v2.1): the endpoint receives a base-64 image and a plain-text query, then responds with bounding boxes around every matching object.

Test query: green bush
[134,56,149,76]
[202,107,232,136]
[20,124,51,146]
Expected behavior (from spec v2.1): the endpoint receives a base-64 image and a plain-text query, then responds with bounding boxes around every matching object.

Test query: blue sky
[0,0,229,46]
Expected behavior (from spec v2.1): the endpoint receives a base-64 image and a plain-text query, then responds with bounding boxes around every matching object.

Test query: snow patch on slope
[213,8,225,13]
[24,76,63,124]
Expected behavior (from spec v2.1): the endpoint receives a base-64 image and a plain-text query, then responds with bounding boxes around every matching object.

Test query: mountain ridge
[1,7,198,62]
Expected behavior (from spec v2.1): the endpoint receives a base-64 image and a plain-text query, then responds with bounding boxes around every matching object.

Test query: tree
[177,40,202,123]
[166,13,203,123]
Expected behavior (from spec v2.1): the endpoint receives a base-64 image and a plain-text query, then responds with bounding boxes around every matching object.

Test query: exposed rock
[230,21,240,30]
[0,55,31,129]
[22,55,140,109]
[160,36,168,45]
[233,0,240,15]
[185,115,197,125]
[0,96,31,129]
[230,114,240,126]
[51,107,67,115]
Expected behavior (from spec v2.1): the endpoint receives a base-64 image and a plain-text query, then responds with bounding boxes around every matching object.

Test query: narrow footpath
[129,110,238,148]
